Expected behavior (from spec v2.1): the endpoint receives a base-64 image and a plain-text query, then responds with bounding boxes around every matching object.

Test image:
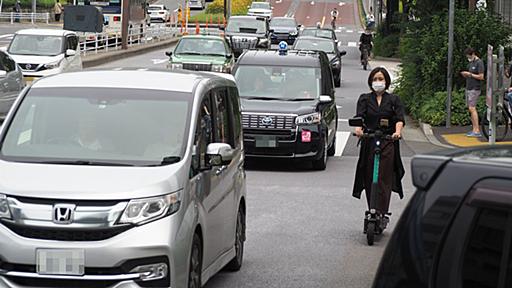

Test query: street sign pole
[487,45,495,144]
[446,0,455,128]
[121,0,129,49]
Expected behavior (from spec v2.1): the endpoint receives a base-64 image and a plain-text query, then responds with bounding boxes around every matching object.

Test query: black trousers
[363,140,394,214]
[55,13,61,22]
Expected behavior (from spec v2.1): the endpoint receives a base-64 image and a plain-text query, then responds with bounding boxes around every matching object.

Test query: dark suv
[233,49,337,170]
[224,16,271,58]
[373,146,512,288]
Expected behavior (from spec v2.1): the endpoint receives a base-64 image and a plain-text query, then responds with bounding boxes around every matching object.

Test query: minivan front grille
[242,113,296,129]
[1,221,131,241]
[183,62,212,71]
[230,36,258,50]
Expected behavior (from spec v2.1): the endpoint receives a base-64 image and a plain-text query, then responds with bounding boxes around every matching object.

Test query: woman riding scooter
[352,67,406,241]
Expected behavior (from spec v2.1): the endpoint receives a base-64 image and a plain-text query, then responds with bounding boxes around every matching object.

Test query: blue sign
[278,41,288,55]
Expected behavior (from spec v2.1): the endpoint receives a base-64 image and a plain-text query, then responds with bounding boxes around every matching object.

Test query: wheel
[312,134,328,170]
[481,107,509,142]
[328,118,337,156]
[363,63,367,70]
[367,222,375,246]
[188,234,202,288]
[225,208,245,271]
[334,74,341,87]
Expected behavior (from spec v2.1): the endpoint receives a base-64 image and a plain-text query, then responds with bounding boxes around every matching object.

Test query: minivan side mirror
[319,95,332,104]
[165,51,172,57]
[207,143,235,166]
[348,117,365,127]
[65,49,76,57]
[340,50,347,56]
[0,70,6,78]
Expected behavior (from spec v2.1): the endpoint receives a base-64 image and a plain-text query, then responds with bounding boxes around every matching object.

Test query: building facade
[495,0,512,25]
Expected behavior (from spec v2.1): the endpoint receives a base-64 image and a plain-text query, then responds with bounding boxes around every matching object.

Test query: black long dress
[352,92,406,214]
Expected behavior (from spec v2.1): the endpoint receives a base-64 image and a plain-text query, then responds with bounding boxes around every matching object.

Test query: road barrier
[0,12,50,24]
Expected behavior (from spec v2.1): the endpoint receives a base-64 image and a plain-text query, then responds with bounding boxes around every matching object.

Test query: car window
[191,95,214,175]
[175,38,227,56]
[9,35,64,56]
[226,18,266,34]
[0,52,9,72]
[294,39,335,53]
[67,36,78,50]
[229,87,242,147]
[462,208,510,288]
[212,88,234,147]
[270,18,296,27]
[251,2,270,9]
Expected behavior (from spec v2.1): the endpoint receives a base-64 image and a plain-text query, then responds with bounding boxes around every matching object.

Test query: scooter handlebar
[352,132,401,141]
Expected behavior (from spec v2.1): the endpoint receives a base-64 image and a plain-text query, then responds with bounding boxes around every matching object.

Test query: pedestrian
[460,47,485,137]
[54,0,63,22]
[14,0,21,23]
[353,67,405,228]
[504,60,512,112]
[366,7,375,29]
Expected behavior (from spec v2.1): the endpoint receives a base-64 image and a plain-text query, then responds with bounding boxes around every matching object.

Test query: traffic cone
[205,17,209,31]
[195,21,200,34]
[223,16,226,29]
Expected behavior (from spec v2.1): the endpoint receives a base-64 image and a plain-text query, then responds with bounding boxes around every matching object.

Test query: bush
[396,9,511,126]
[373,32,400,58]
[3,0,66,10]
[205,0,251,15]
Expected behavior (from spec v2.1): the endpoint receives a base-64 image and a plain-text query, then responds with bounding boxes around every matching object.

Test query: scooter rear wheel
[367,222,375,246]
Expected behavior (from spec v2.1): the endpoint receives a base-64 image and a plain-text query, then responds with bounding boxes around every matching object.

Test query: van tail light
[113,16,121,21]
[301,130,311,143]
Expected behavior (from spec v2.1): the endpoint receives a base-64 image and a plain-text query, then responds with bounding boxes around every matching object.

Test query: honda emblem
[53,204,76,224]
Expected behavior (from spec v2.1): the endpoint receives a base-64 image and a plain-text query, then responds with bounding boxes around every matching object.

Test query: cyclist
[353,67,405,227]
[359,27,373,62]
[330,8,339,29]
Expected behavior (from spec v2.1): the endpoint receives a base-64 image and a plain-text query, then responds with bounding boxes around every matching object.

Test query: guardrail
[0,12,50,24]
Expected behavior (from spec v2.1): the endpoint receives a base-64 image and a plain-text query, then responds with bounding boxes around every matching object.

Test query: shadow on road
[244,157,329,172]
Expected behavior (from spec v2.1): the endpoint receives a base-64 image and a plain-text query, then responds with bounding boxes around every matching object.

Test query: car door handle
[215,166,227,176]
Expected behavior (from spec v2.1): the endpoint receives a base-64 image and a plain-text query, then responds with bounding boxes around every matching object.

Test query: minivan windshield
[9,35,64,56]
[0,88,192,166]
[175,38,227,56]
[226,18,266,34]
[294,38,335,54]
[235,65,321,100]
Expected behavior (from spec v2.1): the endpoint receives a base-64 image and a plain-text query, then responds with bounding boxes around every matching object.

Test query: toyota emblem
[261,116,273,126]
[25,64,32,70]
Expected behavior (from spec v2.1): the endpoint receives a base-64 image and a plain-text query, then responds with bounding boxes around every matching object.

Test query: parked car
[148,4,171,22]
[233,49,337,170]
[373,146,512,288]
[300,27,338,42]
[269,17,299,44]
[0,51,24,120]
[247,1,273,18]
[166,35,234,73]
[188,0,205,10]
[6,29,82,84]
[224,16,271,58]
[0,69,246,288]
[293,36,346,87]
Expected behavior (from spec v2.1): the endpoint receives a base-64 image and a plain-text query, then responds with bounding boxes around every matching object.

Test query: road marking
[335,131,351,157]
[151,58,168,64]
[348,42,357,47]
[321,16,325,27]
[338,118,349,122]
[310,0,315,4]
[346,29,353,33]
[0,34,13,39]
[338,2,345,6]
[336,105,342,109]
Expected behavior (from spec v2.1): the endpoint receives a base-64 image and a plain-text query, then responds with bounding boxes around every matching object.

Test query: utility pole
[32,0,36,13]
[121,0,129,49]
[446,0,454,128]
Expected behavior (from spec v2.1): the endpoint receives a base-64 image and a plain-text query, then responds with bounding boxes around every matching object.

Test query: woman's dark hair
[368,67,391,91]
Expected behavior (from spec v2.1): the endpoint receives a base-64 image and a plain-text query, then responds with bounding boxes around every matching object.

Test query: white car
[247,1,273,18]
[188,0,205,10]
[148,4,170,22]
[7,29,82,84]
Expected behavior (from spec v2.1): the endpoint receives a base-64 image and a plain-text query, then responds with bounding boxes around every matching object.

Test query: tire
[367,222,375,246]
[225,208,245,271]
[312,134,328,170]
[363,63,367,70]
[188,234,202,288]
[481,108,509,142]
[328,118,337,156]
[334,74,341,87]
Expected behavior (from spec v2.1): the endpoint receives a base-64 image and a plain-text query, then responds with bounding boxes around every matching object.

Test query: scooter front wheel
[367,222,375,245]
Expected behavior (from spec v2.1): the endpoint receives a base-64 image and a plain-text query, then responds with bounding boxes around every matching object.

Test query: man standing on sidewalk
[14,0,21,23]
[54,0,63,22]
[460,47,485,137]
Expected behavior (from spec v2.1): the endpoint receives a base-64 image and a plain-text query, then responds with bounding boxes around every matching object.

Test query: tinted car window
[226,18,266,34]
[294,38,335,53]
[192,95,214,174]
[270,18,296,27]
[462,208,509,288]
[9,35,64,56]
[212,88,234,146]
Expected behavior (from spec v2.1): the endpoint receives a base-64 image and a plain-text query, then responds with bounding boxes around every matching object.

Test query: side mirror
[165,51,172,57]
[319,95,332,103]
[207,143,235,166]
[340,50,347,56]
[348,117,365,127]
[219,26,225,31]
[226,53,233,59]
[269,29,274,33]
[0,70,6,78]
[65,49,76,57]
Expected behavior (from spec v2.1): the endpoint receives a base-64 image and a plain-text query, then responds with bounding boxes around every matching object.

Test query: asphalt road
[91,1,441,286]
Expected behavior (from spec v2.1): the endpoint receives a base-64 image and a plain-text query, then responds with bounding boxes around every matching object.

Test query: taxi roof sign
[278,41,288,55]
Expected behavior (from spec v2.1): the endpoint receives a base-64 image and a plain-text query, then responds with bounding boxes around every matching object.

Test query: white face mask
[467,57,473,62]
[372,81,386,92]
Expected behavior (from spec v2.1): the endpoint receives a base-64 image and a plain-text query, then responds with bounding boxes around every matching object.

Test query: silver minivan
[0,69,247,288]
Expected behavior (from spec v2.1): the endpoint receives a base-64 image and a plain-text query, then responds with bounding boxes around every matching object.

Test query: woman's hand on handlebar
[391,132,401,140]
[354,127,364,138]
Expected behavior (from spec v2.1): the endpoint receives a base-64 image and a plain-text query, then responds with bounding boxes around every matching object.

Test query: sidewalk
[430,125,512,148]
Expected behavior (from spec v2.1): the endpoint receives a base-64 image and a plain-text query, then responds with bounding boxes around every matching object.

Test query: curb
[82,37,180,68]
[373,56,401,62]
[419,121,454,149]
[356,0,367,29]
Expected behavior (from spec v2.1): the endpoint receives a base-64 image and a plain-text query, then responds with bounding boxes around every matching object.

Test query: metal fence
[0,12,50,24]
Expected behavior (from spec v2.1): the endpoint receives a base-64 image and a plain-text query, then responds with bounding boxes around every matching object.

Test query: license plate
[255,135,277,148]
[23,77,37,84]
[36,249,85,276]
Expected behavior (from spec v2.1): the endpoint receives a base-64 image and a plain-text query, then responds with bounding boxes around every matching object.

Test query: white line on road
[335,131,351,157]
[151,58,168,64]
[338,118,349,122]
[347,42,357,47]
[0,34,13,39]
[346,29,353,33]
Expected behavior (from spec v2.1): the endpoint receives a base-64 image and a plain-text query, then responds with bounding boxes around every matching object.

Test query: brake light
[159,11,165,14]
[301,130,311,143]
[113,16,121,21]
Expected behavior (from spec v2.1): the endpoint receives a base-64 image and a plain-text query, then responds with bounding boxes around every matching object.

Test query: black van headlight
[118,192,181,225]
[296,112,322,125]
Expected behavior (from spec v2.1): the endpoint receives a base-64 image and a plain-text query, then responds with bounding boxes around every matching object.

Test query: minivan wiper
[161,156,181,165]
[37,160,135,166]
[176,52,202,55]
[286,98,317,101]
[244,96,283,101]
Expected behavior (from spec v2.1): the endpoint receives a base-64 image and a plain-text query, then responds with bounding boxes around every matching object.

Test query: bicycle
[480,91,512,142]
[360,44,370,70]
[349,117,399,246]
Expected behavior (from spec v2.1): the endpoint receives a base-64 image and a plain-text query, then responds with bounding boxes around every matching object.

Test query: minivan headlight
[212,64,230,73]
[0,194,12,219]
[170,63,183,70]
[296,112,322,125]
[44,60,62,69]
[118,192,181,225]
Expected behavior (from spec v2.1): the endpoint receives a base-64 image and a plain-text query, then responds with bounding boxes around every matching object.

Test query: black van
[232,49,337,170]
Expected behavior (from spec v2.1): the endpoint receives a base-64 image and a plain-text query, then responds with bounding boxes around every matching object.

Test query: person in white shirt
[76,117,104,151]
